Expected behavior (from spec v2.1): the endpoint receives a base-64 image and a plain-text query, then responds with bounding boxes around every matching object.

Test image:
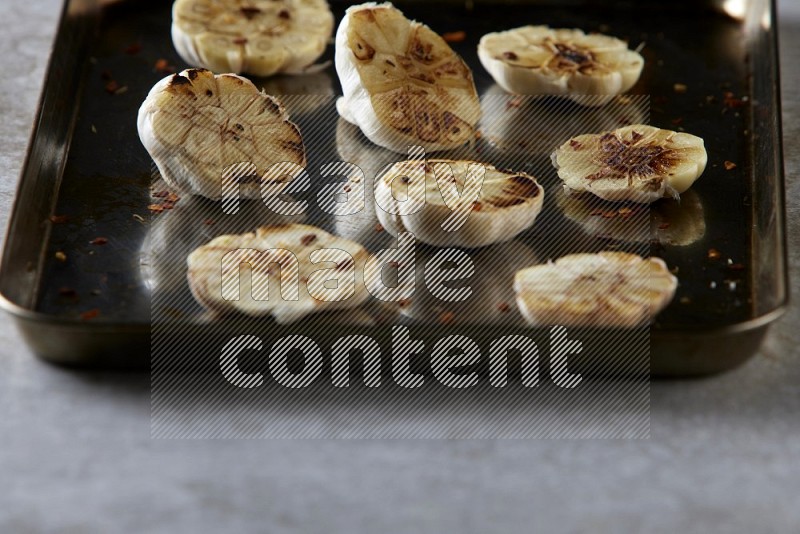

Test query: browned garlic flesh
[478,26,644,105]
[552,125,707,204]
[514,252,678,327]
[374,158,544,248]
[335,2,481,153]
[137,69,306,200]
[171,0,334,76]
[187,224,369,323]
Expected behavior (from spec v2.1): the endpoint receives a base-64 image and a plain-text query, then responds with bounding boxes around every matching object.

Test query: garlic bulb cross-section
[514,252,678,328]
[374,159,544,248]
[187,224,369,323]
[551,125,707,204]
[478,26,644,105]
[137,69,306,200]
[335,2,481,153]
[171,0,334,76]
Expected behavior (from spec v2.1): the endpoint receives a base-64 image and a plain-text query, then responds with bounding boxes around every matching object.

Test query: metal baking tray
[0,0,788,374]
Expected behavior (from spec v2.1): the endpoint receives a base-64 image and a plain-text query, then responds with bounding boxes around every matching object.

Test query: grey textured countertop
[1,1,798,532]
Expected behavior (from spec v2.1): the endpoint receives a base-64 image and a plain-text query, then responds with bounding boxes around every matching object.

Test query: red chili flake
[233,37,249,45]
[388,261,400,268]
[105,80,120,94]
[442,31,467,43]
[590,209,605,216]
[58,287,78,297]
[707,248,721,260]
[204,219,215,226]
[658,222,670,229]
[496,302,510,313]
[569,139,582,149]
[49,215,69,224]
[601,210,617,219]
[80,309,101,321]
[723,92,746,109]
[154,58,174,74]
[166,192,180,203]
[374,223,384,233]
[152,190,170,198]
[123,42,142,55]
[502,51,518,60]
[148,204,165,213]
[671,117,684,126]
[506,96,523,109]
[90,237,108,245]
[161,202,175,210]
[724,160,737,170]
[277,9,290,19]
[300,234,317,246]
[398,298,412,308]
[472,202,482,212]
[439,311,456,325]
[728,263,746,271]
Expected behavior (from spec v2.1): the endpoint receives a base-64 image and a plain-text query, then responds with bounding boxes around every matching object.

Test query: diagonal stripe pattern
[149,92,653,439]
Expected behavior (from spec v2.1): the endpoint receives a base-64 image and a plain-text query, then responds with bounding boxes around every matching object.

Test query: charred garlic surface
[335,2,481,153]
[552,125,707,204]
[137,68,306,200]
[188,224,369,323]
[171,0,334,76]
[478,26,644,105]
[374,159,544,248]
[514,252,678,328]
